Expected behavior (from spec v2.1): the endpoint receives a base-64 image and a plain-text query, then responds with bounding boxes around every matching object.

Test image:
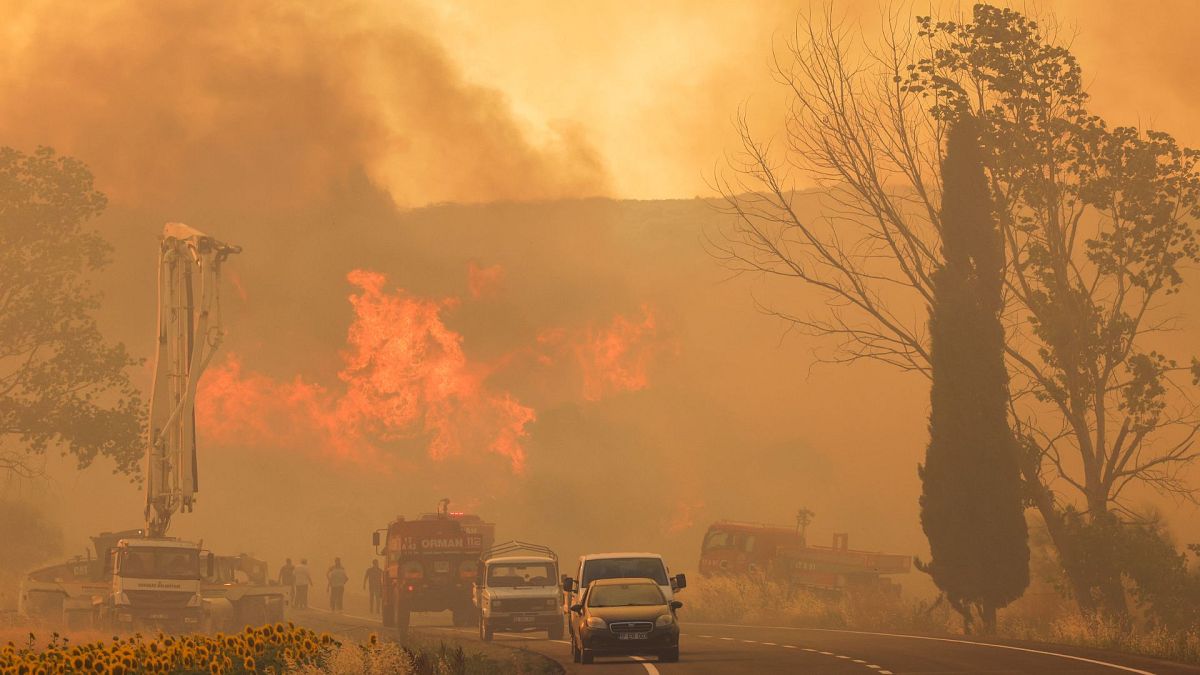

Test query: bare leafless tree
[710,4,1200,616]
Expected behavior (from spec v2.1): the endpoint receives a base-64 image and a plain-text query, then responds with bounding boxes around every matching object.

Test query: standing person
[293,559,312,610]
[363,559,384,615]
[278,558,296,606]
[327,557,349,613]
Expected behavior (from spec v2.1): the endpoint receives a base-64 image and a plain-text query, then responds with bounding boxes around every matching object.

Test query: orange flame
[576,304,660,401]
[197,270,534,472]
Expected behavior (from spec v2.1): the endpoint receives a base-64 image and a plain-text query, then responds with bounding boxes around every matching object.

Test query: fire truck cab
[373,503,495,633]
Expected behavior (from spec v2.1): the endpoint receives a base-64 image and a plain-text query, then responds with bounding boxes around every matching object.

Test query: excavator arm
[145,223,240,538]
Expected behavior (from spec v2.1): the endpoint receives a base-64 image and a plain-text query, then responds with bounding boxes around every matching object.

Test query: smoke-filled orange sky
[4,0,1200,596]
[3,0,1199,205]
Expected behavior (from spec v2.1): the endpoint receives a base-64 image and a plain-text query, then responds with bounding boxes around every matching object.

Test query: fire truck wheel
[479,618,493,641]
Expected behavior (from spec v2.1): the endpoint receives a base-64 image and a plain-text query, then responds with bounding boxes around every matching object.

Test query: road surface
[292,608,1200,674]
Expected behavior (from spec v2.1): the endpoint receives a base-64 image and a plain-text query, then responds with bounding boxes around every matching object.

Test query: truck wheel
[479,618,493,642]
[547,620,564,640]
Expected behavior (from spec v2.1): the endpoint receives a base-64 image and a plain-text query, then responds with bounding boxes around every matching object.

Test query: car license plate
[618,632,648,640]
[514,616,534,623]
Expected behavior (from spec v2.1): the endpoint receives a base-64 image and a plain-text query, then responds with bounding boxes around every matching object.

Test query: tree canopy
[0,146,143,478]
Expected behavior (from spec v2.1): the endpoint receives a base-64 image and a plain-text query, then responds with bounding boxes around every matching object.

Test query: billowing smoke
[0,0,609,210]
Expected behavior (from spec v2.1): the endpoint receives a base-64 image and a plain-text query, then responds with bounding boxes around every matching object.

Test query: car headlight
[655,613,675,627]
[586,616,606,629]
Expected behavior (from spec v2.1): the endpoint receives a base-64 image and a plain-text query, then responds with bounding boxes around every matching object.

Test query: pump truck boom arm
[145,223,240,538]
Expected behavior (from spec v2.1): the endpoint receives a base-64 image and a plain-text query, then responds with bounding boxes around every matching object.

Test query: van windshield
[581,558,668,586]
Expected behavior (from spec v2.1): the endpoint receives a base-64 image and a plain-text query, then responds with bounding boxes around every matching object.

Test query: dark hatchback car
[569,577,681,664]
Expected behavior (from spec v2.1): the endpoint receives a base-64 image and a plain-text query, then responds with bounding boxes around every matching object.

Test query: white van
[562,552,686,632]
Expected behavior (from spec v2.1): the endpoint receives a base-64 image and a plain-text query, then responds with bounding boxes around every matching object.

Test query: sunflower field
[0,623,334,674]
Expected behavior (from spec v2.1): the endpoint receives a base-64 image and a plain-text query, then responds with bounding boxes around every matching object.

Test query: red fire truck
[372,501,496,633]
[698,521,910,593]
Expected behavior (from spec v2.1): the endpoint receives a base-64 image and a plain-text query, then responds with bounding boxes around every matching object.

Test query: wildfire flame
[197,270,535,472]
[576,304,660,401]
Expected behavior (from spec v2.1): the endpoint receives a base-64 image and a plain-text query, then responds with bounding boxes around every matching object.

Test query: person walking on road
[327,557,349,613]
[364,559,384,614]
[278,558,296,605]
[293,559,312,609]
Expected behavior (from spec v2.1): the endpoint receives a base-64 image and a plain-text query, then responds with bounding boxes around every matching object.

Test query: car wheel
[660,646,679,663]
[580,647,594,664]
[571,638,581,663]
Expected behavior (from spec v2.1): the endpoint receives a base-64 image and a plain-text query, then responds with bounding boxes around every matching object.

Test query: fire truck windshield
[487,562,555,587]
[118,548,200,580]
[702,530,734,550]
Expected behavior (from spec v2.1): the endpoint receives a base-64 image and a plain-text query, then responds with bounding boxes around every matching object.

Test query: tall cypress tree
[918,116,1029,633]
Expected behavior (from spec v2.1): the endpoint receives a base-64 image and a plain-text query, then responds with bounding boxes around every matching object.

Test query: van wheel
[479,619,493,642]
[547,620,564,641]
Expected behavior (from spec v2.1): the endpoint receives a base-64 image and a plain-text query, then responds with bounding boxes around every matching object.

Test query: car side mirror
[372,532,381,547]
[570,604,584,614]
[562,577,575,593]
[670,600,683,610]
[673,573,687,590]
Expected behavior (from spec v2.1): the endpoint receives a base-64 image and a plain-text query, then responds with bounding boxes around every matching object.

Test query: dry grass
[683,574,1200,664]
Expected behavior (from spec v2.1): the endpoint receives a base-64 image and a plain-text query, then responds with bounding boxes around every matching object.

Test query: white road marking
[879,671,893,674]
[819,651,834,655]
[783,645,797,649]
[719,637,735,641]
[741,639,758,644]
[689,622,1157,675]
[836,654,850,659]
[630,655,660,674]
[866,666,881,670]
[762,642,777,646]
[852,659,866,663]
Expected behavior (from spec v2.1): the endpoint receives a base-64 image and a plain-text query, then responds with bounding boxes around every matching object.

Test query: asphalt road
[292,607,1200,674]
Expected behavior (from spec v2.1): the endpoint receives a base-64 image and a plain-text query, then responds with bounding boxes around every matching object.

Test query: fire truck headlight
[585,616,606,629]
[112,592,131,607]
[655,613,675,627]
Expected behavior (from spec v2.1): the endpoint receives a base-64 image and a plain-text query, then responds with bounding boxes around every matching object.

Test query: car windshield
[119,548,199,580]
[581,558,668,586]
[588,583,665,608]
[487,562,555,587]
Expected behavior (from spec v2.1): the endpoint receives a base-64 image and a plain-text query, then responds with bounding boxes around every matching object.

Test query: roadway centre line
[690,622,1157,675]
[684,631,884,672]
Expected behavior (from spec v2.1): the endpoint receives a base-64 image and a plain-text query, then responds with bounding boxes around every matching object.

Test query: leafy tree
[0,146,143,477]
[919,117,1029,633]
[713,3,1200,618]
